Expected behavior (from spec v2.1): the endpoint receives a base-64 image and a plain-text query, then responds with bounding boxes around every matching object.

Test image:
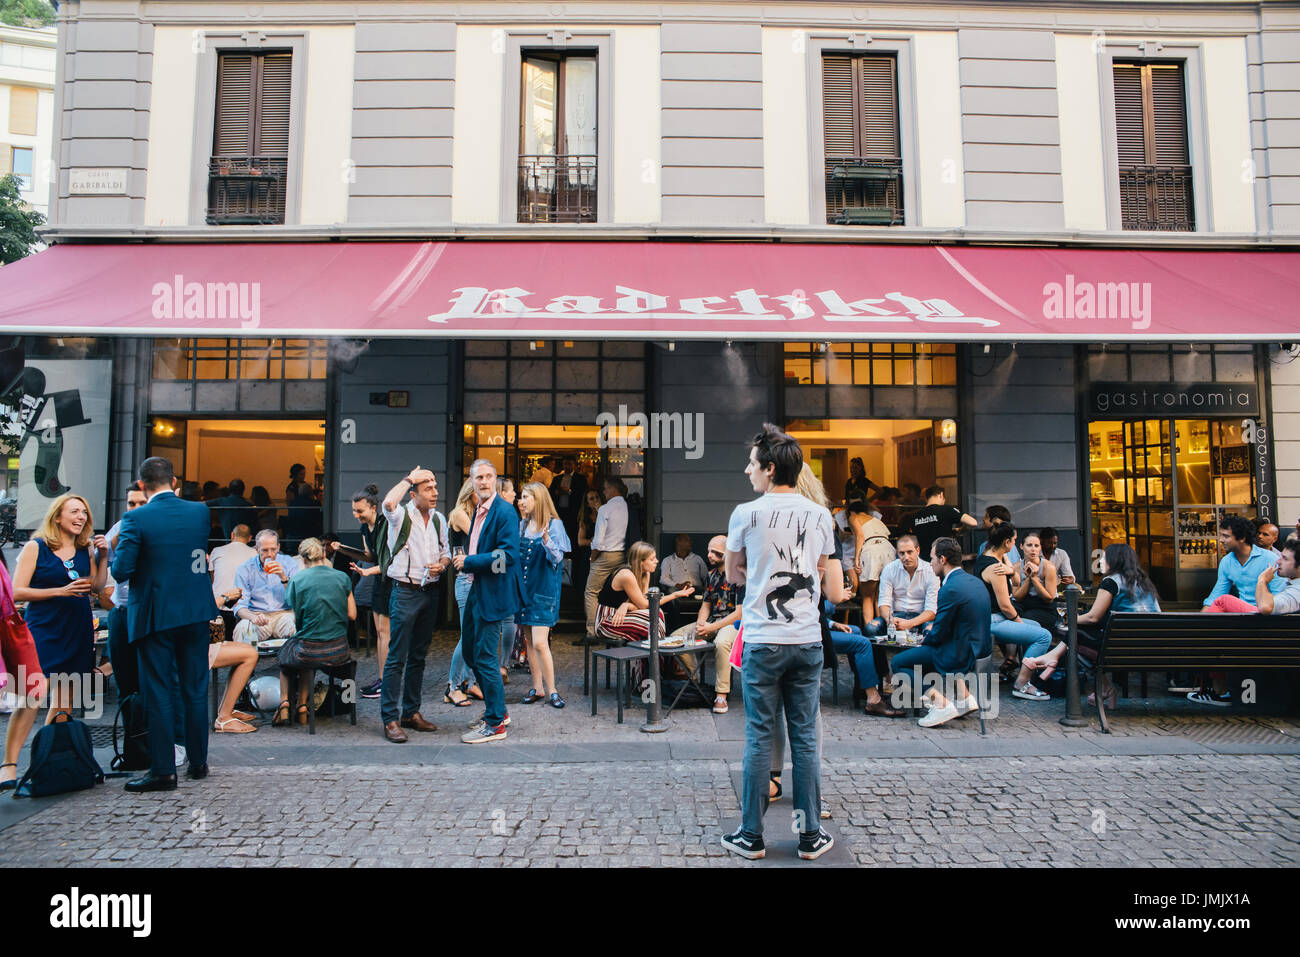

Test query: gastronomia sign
[1089,382,1258,416]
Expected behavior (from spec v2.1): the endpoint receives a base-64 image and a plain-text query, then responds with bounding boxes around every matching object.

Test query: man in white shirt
[722,423,836,863]
[209,524,255,606]
[583,477,629,639]
[659,534,708,593]
[1038,527,1076,585]
[379,466,450,743]
[1255,521,1282,558]
[865,534,940,636]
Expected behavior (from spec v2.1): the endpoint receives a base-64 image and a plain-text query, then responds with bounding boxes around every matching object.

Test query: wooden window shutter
[1149,64,1188,166]
[1112,63,1147,166]
[8,87,38,136]
[858,56,899,158]
[214,54,254,155]
[256,52,292,155]
[821,55,856,157]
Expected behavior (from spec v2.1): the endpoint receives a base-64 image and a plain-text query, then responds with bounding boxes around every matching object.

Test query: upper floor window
[1113,61,1193,231]
[8,86,37,136]
[10,147,33,192]
[821,54,903,226]
[518,52,597,223]
[207,51,292,225]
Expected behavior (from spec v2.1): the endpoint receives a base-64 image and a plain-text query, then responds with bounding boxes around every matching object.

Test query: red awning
[0,240,1297,340]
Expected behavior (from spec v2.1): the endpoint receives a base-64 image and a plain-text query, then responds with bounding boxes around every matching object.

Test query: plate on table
[257,638,288,654]
[634,636,690,649]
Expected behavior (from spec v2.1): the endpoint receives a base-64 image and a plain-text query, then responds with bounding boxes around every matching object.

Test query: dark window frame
[820,52,904,226]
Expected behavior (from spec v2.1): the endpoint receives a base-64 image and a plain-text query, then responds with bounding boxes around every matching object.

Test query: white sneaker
[174,745,187,767]
[0,690,18,714]
[954,694,979,717]
[918,702,959,728]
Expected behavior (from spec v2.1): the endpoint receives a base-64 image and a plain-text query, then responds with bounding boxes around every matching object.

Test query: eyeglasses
[63,558,80,581]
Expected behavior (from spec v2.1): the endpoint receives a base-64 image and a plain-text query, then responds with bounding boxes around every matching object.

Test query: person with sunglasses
[9,493,108,738]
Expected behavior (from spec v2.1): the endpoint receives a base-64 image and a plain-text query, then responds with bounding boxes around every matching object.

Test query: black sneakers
[797,828,835,860]
[721,829,766,860]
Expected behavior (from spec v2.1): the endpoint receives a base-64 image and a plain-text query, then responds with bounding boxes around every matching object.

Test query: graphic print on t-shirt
[763,524,818,621]
[727,492,835,645]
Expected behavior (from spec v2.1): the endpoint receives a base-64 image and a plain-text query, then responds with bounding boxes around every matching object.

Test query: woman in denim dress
[517,482,571,709]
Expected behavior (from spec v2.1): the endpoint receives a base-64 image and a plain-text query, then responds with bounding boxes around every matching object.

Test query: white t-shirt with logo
[726,491,835,645]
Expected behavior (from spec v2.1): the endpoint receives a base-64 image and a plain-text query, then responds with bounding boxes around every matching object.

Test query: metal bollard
[641,587,669,733]
[1059,583,1088,728]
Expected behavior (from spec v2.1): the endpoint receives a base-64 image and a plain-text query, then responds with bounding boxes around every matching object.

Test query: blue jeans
[461,587,508,728]
[449,575,474,688]
[383,584,441,724]
[990,614,1052,660]
[740,642,822,840]
[828,626,880,689]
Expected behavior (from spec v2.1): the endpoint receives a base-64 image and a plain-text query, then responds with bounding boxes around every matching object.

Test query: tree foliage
[0,174,44,264]
[0,0,57,28]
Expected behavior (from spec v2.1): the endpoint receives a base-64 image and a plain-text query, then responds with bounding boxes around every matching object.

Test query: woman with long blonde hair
[594,541,692,643]
[517,482,571,707]
[2,494,108,790]
[443,478,482,707]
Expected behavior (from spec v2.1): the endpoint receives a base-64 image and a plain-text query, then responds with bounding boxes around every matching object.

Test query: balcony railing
[825,157,904,225]
[207,155,288,225]
[1119,164,1194,231]
[517,154,597,223]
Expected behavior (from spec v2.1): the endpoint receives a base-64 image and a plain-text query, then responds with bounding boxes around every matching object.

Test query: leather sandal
[463,682,484,701]
[444,683,472,707]
[272,700,291,727]
[214,716,257,733]
[295,704,310,725]
[0,762,17,792]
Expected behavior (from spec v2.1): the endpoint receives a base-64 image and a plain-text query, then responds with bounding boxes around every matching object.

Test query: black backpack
[14,712,104,798]
[111,692,151,773]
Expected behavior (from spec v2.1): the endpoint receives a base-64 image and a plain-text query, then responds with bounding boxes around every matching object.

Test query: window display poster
[10,359,111,531]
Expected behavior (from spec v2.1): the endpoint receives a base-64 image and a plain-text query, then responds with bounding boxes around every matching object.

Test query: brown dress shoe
[400,712,437,732]
[383,721,408,743]
[863,699,906,718]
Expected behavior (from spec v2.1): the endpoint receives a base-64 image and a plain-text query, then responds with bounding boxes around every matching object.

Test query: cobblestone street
[2,633,1298,867]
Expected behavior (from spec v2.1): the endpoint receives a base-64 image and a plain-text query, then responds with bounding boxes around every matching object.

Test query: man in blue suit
[111,457,220,791]
[889,537,990,729]
[452,459,524,743]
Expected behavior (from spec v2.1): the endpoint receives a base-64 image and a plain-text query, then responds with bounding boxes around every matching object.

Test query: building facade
[4,0,1300,604]
[0,22,56,218]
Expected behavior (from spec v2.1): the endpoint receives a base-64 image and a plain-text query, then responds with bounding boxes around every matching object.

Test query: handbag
[561,557,573,587]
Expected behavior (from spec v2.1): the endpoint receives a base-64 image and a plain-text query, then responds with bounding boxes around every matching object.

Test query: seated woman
[1013,531,1063,636]
[209,627,259,733]
[976,522,1054,702]
[1023,543,1160,709]
[273,537,356,726]
[593,541,691,644]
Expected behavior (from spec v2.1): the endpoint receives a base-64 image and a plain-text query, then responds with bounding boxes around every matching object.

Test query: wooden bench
[1095,612,1300,732]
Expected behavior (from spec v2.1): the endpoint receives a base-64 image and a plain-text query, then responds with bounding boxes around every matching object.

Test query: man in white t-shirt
[721,423,836,863]
[208,524,256,606]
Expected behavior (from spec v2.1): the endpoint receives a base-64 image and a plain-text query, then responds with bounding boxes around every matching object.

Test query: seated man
[210,524,256,607]
[669,535,743,714]
[232,530,301,645]
[890,537,989,728]
[1256,539,1300,614]
[660,533,709,593]
[1255,520,1282,558]
[863,534,939,638]
[1201,515,1286,613]
[824,601,903,718]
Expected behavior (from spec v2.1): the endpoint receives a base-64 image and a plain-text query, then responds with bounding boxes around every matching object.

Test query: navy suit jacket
[922,567,991,673]
[464,495,524,622]
[111,491,220,642]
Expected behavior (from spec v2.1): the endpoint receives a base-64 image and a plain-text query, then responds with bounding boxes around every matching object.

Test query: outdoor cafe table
[629,636,713,718]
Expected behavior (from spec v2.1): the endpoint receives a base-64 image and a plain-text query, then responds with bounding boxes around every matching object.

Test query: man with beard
[668,535,743,714]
